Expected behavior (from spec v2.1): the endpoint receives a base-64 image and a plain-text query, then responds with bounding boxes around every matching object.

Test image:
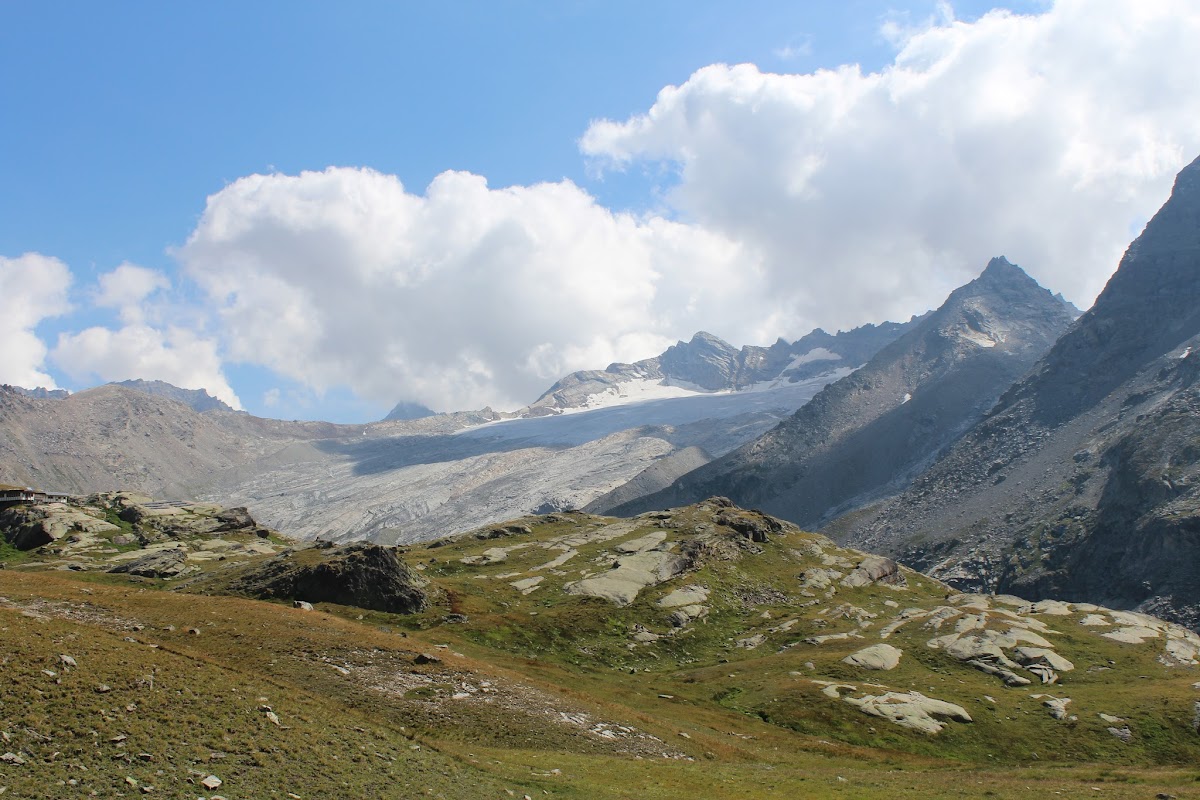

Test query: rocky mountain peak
[956,256,1048,301]
[657,331,741,390]
[978,255,1023,281]
[599,258,1075,524]
[1097,154,1200,307]
[829,154,1200,628]
[927,257,1076,357]
[383,400,436,422]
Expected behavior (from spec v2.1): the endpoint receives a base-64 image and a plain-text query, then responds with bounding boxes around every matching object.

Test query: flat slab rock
[565,550,688,607]
[843,643,903,671]
[657,585,709,608]
[844,691,973,735]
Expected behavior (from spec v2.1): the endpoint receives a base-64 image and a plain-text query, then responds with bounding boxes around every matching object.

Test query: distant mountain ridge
[113,379,236,413]
[2,384,70,400]
[523,319,921,417]
[594,257,1077,523]
[0,313,924,545]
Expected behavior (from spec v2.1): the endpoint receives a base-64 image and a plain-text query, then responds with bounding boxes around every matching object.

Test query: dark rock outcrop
[214,506,256,532]
[713,505,782,544]
[226,543,429,613]
[0,506,60,550]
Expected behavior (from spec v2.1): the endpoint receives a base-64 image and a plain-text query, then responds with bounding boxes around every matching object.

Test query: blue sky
[2,1,1197,422]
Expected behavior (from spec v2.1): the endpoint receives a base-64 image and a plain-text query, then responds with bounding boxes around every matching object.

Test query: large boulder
[108,548,188,579]
[843,643,903,670]
[841,556,905,588]
[713,506,782,544]
[213,506,256,532]
[226,543,429,613]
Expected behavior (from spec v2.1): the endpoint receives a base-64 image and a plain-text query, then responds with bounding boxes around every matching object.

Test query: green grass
[0,538,32,564]
[7,500,1200,798]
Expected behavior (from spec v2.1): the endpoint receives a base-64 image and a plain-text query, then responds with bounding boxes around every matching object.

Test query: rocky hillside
[0,384,366,498]
[0,492,286,575]
[595,258,1076,522]
[832,155,1200,628]
[4,497,1200,798]
[523,320,918,416]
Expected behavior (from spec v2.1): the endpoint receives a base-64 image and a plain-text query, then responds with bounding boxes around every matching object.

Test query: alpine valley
[4,158,1200,799]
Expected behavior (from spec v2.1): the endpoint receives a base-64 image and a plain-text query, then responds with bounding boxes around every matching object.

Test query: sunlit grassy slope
[4,498,1200,798]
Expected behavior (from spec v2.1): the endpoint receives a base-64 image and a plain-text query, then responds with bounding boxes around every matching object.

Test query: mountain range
[591,257,1077,522]
[0,319,911,543]
[4,155,1199,634]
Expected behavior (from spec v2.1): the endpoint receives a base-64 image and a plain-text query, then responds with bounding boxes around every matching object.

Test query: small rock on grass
[1107,726,1133,743]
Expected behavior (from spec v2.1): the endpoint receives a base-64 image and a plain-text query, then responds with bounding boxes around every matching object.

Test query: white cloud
[581,0,1200,329]
[94,262,170,324]
[52,324,242,409]
[178,167,761,411]
[773,35,813,62]
[0,253,72,388]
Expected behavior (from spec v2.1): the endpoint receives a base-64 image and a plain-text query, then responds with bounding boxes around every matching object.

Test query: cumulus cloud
[581,0,1200,330]
[0,253,72,388]
[94,262,170,323]
[178,168,760,411]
